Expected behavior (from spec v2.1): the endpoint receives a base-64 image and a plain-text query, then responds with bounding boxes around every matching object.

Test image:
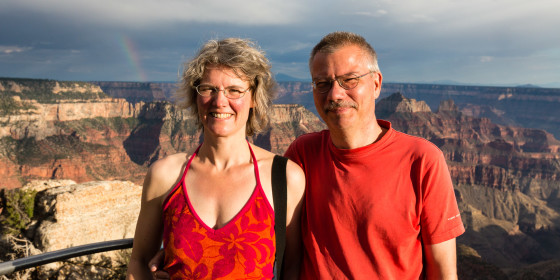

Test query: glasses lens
[225,88,245,99]
[197,85,213,96]
[197,85,249,99]
[341,77,360,90]
[314,81,333,93]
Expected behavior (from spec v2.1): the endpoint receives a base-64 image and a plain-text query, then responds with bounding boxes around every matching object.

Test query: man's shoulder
[392,130,444,155]
[291,130,328,145]
[285,130,328,160]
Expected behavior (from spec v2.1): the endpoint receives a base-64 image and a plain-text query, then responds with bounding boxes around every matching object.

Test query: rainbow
[119,35,148,82]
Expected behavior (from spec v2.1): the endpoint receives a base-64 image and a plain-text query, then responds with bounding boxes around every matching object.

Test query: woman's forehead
[202,65,249,83]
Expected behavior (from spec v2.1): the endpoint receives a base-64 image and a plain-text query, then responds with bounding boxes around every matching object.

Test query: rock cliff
[76,80,560,140]
[382,83,560,141]
[1,180,140,279]
[0,98,143,140]
[0,78,108,103]
[275,81,560,140]
[29,180,141,252]
[0,80,325,189]
[92,81,176,103]
[2,78,560,277]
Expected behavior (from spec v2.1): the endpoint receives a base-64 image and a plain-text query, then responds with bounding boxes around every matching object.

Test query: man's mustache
[324,101,358,112]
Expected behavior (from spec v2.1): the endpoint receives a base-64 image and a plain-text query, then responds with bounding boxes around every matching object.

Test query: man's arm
[423,238,458,280]
[148,250,170,280]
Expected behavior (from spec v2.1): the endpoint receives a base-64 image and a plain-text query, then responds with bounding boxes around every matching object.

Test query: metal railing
[0,238,133,276]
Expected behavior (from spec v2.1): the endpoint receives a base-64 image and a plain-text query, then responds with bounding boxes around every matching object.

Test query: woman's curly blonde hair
[174,38,276,136]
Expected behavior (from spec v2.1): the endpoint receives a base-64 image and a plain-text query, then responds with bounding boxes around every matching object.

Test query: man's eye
[341,77,359,87]
[316,81,331,88]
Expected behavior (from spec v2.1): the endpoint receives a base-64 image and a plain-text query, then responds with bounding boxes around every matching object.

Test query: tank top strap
[181,144,201,183]
[247,140,261,187]
[162,144,201,210]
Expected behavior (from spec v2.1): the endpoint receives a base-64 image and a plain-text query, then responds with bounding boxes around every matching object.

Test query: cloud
[376,9,388,16]
[344,9,388,17]
[2,0,304,27]
[0,46,31,54]
[0,0,559,85]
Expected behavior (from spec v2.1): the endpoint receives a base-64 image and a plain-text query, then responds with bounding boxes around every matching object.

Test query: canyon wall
[2,78,560,278]
[0,78,325,189]
[81,80,560,140]
[92,81,175,103]
[274,81,560,140]
[380,83,560,140]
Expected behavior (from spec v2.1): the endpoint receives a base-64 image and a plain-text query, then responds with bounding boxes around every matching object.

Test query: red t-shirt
[285,120,465,279]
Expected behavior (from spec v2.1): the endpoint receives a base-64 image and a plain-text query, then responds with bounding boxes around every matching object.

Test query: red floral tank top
[162,144,276,280]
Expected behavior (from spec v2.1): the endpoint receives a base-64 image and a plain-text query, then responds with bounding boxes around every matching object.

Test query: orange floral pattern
[162,151,276,280]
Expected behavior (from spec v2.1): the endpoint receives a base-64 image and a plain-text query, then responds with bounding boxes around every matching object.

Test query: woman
[126,38,305,280]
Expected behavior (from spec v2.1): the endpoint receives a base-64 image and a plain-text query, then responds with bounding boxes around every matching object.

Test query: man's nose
[327,80,347,100]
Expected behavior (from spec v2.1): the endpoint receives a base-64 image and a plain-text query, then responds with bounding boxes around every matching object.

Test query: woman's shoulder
[150,152,190,173]
[143,152,191,199]
[249,144,276,163]
[249,144,303,175]
[249,144,305,202]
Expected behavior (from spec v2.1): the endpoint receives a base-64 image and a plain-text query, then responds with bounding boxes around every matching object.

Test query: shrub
[0,188,37,236]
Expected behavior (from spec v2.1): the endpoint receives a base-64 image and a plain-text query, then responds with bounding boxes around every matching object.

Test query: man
[148,31,464,279]
[283,31,464,279]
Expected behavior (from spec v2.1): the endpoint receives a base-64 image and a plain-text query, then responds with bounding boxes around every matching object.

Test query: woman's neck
[196,135,252,171]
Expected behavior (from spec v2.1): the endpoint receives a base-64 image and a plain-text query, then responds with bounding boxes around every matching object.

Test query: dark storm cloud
[1,0,559,86]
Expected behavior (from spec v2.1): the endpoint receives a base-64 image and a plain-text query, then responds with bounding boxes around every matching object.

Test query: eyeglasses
[195,84,251,99]
[311,71,373,94]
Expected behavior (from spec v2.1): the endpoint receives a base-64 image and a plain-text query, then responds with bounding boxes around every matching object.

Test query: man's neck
[329,120,386,149]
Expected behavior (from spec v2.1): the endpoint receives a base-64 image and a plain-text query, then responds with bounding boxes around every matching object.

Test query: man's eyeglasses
[195,85,251,99]
[311,71,373,94]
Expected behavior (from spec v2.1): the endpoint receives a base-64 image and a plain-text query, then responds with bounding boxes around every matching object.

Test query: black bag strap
[272,155,288,280]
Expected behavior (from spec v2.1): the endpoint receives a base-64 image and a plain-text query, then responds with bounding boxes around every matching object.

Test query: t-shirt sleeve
[419,148,465,245]
[284,138,304,167]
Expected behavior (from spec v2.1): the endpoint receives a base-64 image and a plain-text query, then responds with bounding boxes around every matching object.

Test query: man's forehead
[310,50,369,77]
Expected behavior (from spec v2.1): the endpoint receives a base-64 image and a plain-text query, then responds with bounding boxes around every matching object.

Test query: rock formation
[76,80,560,141]
[2,78,560,277]
[1,180,140,279]
[274,80,560,140]
[0,79,325,189]
[92,81,175,103]
[29,180,141,252]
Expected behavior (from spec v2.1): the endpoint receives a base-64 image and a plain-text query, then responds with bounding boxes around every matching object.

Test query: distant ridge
[391,80,558,88]
[516,83,541,88]
[274,73,310,82]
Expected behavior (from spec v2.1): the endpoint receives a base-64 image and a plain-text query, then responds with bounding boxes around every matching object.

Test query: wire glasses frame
[195,84,252,99]
[311,71,373,94]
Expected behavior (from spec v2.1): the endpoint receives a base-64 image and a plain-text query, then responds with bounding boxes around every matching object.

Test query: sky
[1,0,559,87]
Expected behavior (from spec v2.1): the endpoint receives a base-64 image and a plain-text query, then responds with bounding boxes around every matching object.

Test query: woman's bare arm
[126,155,186,280]
[282,160,306,279]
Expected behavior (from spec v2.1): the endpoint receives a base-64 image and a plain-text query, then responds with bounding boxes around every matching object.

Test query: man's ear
[373,72,383,99]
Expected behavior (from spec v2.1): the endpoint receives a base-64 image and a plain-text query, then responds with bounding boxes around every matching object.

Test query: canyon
[1,78,559,279]
[94,80,560,140]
